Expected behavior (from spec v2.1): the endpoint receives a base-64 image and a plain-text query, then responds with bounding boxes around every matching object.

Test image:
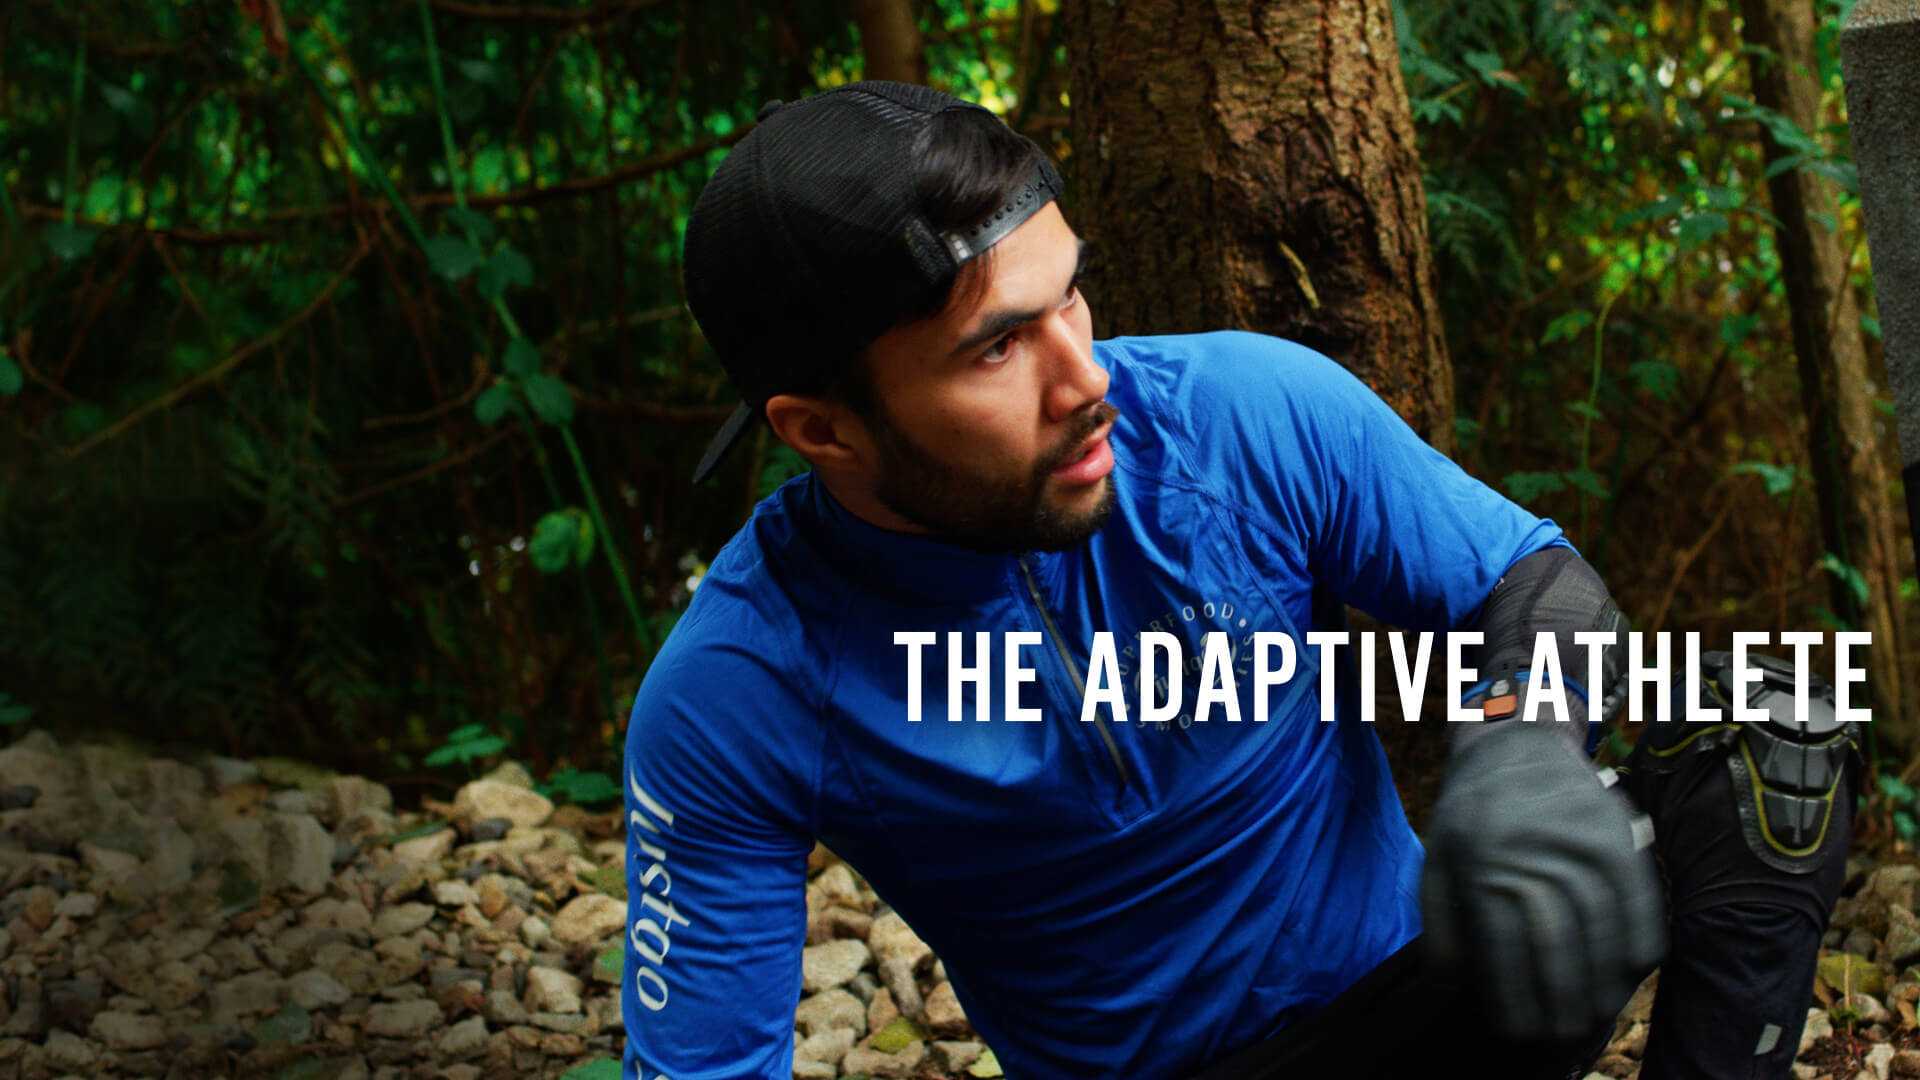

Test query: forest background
[1,0,1913,842]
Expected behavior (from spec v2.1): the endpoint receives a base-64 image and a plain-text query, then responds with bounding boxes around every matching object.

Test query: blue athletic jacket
[622,331,1566,1079]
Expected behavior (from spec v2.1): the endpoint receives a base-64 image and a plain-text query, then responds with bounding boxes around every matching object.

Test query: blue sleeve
[622,631,817,1080]
[1163,331,1566,631]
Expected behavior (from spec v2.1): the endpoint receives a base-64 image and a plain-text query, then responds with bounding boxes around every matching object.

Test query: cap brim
[691,401,758,484]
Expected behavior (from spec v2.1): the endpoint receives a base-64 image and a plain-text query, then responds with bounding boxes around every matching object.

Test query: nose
[1038,313,1107,424]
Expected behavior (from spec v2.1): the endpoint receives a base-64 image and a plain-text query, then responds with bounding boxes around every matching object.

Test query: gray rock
[924,980,969,1036]
[362,998,442,1038]
[552,893,625,947]
[1867,1041,1896,1080]
[795,1026,856,1066]
[252,757,337,794]
[843,1037,927,1078]
[372,902,434,940]
[794,988,867,1038]
[1844,991,1892,1026]
[483,989,529,1025]
[519,915,551,949]
[480,761,537,790]
[324,777,394,827]
[43,1028,99,1071]
[249,1001,313,1046]
[933,1039,986,1071]
[802,939,871,993]
[140,759,207,821]
[205,756,260,789]
[209,970,286,1025]
[269,813,334,895]
[0,740,72,803]
[303,897,373,934]
[160,926,218,964]
[270,789,316,816]
[392,828,455,867]
[47,976,104,1032]
[1804,1006,1835,1045]
[89,1009,167,1050]
[1890,906,1920,969]
[147,959,204,1011]
[466,817,511,843]
[1,976,44,1037]
[290,968,352,1009]
[879,955,924,1021]
[432,879,479,907]
[435,1015,490,1059]
[0,786,38,811]
[143,819,197,895]
[452,780,551,829]
[529,1010,588,1034]
[524,966,583,1014]
[868,911,932,969]
[77,841,141,889]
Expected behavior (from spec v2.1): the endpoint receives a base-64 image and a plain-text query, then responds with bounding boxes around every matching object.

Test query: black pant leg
[1626,730,1853,1080]
[1189,937,1626,1080]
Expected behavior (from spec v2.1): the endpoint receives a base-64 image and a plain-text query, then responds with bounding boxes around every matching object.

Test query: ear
[764,393,877,471]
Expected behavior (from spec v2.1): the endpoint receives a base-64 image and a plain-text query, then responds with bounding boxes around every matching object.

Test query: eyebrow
[945,237,1088,361]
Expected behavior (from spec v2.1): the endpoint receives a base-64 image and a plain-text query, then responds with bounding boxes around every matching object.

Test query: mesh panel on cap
[682,82,986,404]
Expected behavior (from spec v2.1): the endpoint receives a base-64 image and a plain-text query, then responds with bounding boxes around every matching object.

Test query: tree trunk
[850,0,926,85]
[1065,0,1453,447]
[1741,0,1909,737]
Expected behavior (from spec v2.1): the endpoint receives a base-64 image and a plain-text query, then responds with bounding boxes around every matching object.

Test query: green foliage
[1820,553,1871,609]
[594,945,624,978]
[424,723,507,768]
[529,509,594,574]
[1731,461,1798,497]
[424,234,484,281]
[0,693,32,727]
[538,765,621,806]
[558,1060,622,1080]
[522,373,573,425]
[0,0,1886,787]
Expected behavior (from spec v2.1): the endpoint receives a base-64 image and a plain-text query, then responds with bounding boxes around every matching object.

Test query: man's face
[855,202,1115,553]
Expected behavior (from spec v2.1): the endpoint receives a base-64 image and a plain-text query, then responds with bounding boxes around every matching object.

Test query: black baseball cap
[682,81,1064,483]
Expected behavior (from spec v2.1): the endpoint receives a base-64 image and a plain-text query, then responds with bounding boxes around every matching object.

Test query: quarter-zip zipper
[1018,556,1133,791]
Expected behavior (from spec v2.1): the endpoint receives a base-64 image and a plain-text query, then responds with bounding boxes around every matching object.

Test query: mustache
[1036,400,1120,474]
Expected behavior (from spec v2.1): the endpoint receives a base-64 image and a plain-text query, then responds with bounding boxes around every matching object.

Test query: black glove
[1420,715,1667,1042]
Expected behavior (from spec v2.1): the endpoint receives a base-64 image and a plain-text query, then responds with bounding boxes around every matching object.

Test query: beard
[866,400,1120,554]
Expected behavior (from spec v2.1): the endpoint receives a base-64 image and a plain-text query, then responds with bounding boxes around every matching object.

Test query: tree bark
[1741,0,1909,736]
[1066,0,1453,447]
[850,0,926,85]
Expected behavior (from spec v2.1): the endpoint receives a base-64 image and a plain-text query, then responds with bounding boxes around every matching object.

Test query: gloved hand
[1420,716,1667,1042]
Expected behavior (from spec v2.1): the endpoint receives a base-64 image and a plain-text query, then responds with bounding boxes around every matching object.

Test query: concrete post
[1841,0,1920,555]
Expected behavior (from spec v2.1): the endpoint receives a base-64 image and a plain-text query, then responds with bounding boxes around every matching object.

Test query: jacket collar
[792,473,1023,606]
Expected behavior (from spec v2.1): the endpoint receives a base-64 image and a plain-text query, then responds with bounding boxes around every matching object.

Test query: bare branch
[63,239,373,458]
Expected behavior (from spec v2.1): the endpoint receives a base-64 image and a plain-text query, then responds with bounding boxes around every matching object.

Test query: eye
[981,333,1016,365]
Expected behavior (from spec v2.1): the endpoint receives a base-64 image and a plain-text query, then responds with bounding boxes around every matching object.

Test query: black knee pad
[1623,650,1858,918]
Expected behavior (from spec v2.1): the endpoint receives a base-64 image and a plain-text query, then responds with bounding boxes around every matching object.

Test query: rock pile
[0,730,632,1079]
[0,730,1003,1080]
[7,725,1906,1080]
[792,852,998,1079]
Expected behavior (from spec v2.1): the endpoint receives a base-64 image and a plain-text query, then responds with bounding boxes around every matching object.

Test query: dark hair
[830,107,1058,418]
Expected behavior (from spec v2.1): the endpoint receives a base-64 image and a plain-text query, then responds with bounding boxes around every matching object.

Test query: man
[624,81,1854,1079]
